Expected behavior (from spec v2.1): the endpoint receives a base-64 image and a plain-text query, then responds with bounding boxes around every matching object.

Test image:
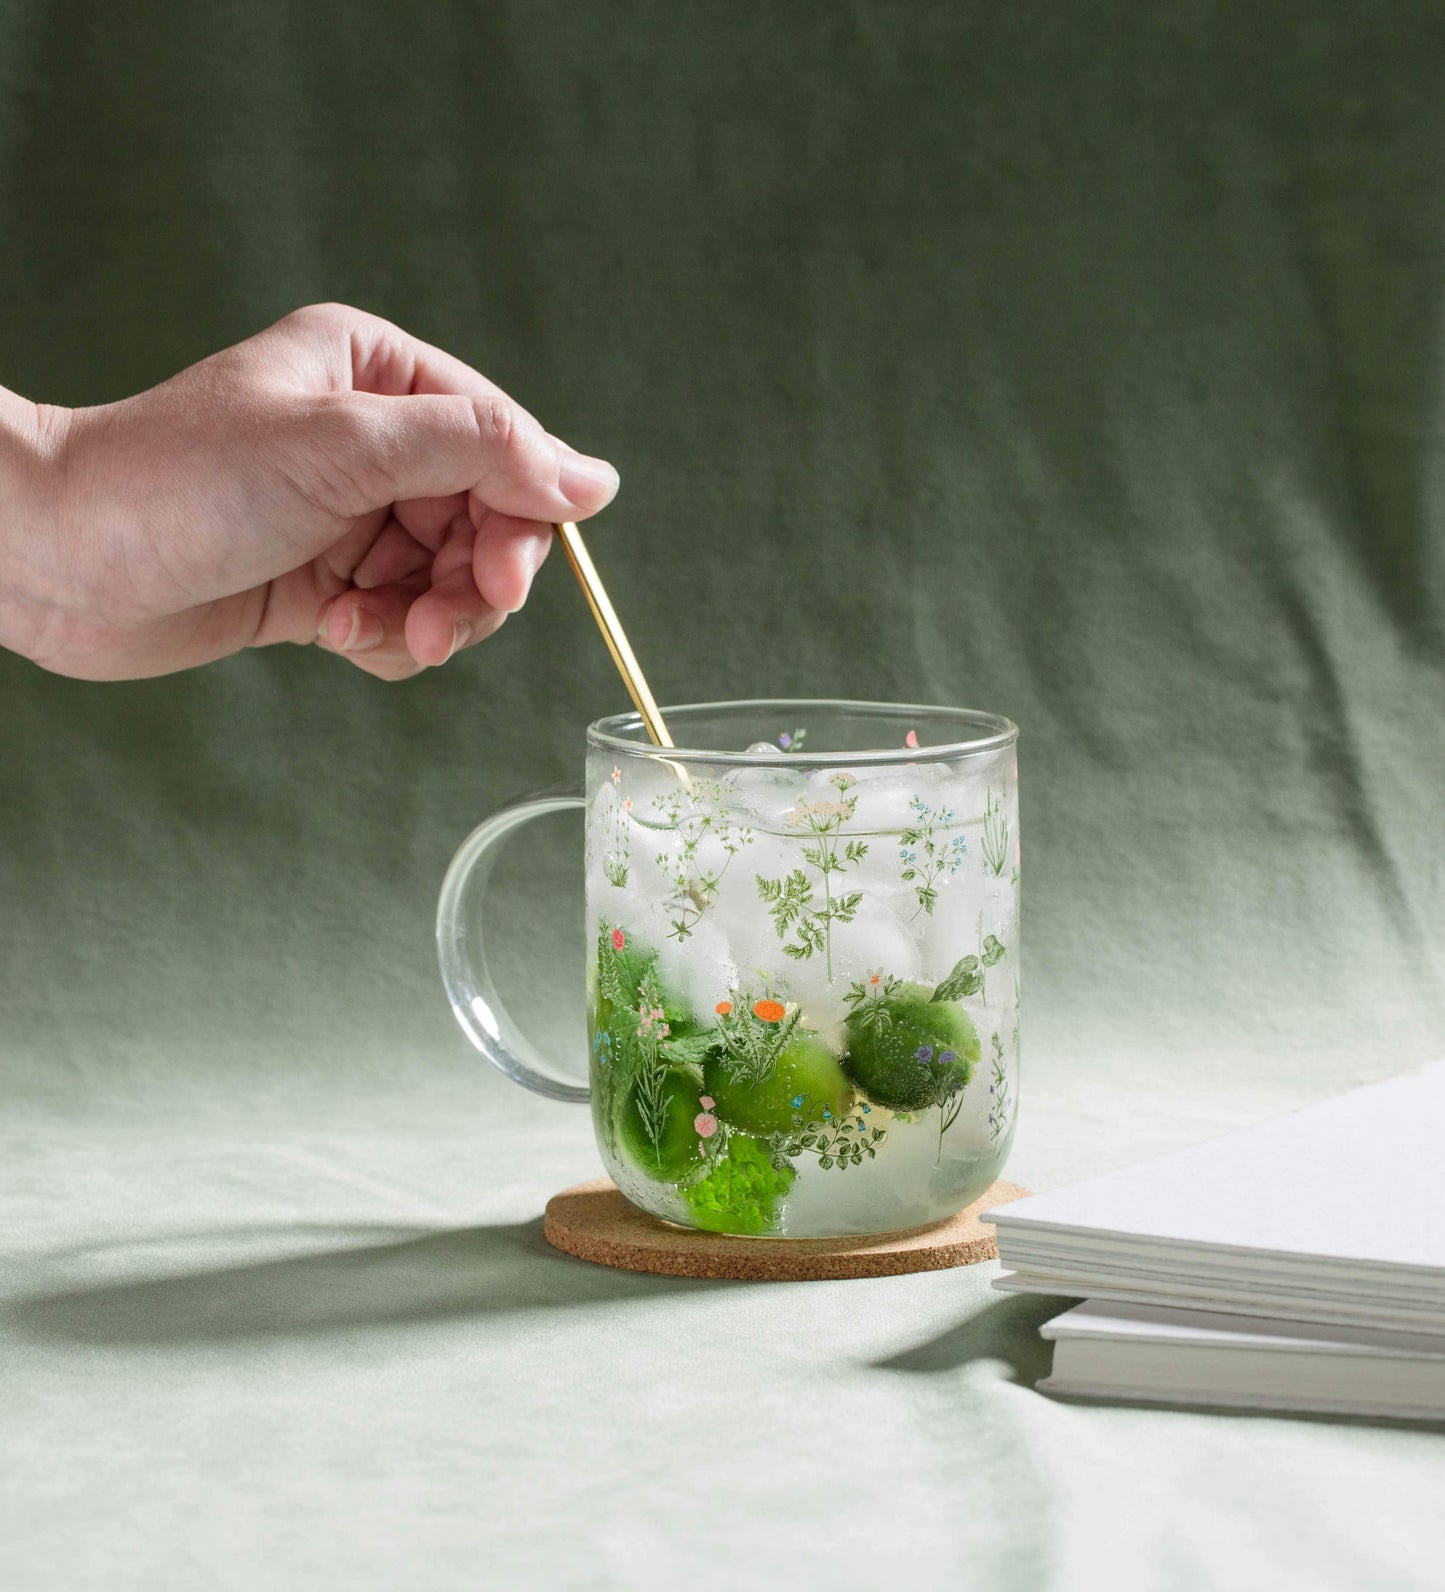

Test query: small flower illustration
[694,1112,718,1138]
[791,1095,804,1109]
[624,798,633,811]
[914,1043,935,1066]
[777,731,792,749]
[939,1050,957,1066]
[865,969,884,989]
[637,1001,669,1039]
[821,1106,833,1120]
[699,1096,715,1110]
[828,771,857,791]
[611,927,626,951]
[904,729,919,749]
[611,766,621,783]
[785,798,851,826]
[715,1000,733,1016]
[752,998,786,1023]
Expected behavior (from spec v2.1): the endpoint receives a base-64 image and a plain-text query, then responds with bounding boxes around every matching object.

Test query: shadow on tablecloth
[5,1218,727,1346]
[869,1290,1070,1388]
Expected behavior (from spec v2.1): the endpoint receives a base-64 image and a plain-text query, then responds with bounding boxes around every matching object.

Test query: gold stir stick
[553,521,676,749]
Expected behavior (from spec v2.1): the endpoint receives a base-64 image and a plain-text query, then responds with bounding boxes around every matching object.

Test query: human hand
[0,303,619,680]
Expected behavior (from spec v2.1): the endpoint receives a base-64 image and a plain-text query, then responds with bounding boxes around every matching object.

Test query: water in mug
[585,733,1019,1237]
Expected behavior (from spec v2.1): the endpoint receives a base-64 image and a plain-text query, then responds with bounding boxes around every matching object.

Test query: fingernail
[316,600,335,643]
[446,620,473,661]
[558,447,620,508]
[339,608,384,653]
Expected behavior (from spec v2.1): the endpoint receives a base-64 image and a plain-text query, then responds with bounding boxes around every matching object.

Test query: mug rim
[586,697,1018,767]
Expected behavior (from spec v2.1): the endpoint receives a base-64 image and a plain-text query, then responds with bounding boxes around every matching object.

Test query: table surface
[6,1064,1444,1592]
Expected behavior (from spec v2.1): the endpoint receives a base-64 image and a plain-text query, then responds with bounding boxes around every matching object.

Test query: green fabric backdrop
[2,4,1443,1588]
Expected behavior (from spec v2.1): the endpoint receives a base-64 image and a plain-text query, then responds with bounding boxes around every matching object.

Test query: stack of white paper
[984,1064,1445,1418]
[1039,1300,1445,1420]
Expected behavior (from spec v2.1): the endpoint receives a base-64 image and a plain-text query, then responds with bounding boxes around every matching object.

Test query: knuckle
[282,393,387,516]
[472,395,524,461]
[283,300,355,333]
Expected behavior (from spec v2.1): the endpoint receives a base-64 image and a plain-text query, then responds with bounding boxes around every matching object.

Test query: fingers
[393,493,471,551]
[268,303,620,527]
[403,565,509,668]
[316,580,433,681]
[293,388,617,527]
[469,507,554,613]
[396,509,550,664]
[263,308,599,676]
[351,519,436,589]
[315,566,510,677]
[268,303,517,407]
[311,503,552,676]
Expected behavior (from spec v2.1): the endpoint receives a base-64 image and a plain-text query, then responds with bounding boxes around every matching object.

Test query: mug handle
[436,787,589,1104]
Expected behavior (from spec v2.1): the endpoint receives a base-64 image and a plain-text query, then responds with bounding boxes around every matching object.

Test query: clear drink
[584,703,1019,1238]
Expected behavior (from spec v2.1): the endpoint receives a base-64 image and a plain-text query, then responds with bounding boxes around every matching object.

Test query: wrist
[0,387,76,663]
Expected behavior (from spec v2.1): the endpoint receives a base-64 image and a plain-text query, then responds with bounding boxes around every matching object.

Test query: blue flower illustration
[914,1043,934,1065]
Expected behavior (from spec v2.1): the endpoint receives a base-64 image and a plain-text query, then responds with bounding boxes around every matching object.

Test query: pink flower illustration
[611,927,625,951]
[637,1001,669,1039]
[694,1112,718,1138]
[611,766,622,783]
[905,729,919,749]
[699,1096,715,1110]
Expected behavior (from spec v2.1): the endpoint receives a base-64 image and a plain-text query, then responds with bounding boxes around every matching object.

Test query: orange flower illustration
[752,998,786,1023]
[715,1000,733,1016]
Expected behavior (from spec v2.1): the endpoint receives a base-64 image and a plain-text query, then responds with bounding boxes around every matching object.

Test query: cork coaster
[543,1177,1030,1281]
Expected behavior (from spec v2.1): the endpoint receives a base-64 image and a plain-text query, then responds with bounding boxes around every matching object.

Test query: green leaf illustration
[932,955,984,1001]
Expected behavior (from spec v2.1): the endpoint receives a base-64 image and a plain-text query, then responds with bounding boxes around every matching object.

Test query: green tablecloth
[2,4,1443,1587]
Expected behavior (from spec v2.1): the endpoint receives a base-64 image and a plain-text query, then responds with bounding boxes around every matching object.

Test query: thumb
[291,389,619,521]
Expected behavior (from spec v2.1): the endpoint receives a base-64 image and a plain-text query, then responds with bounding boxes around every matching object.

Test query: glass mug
[438,700,1019,1239]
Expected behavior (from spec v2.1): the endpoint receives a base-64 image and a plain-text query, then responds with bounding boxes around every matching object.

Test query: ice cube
[837,770,924,837]
[701,828,804,985]
[655,918,738,1024]
[724,766,810,834]
[918,864,1017,988]
[772,902,923,1027]
[587,862,672,960]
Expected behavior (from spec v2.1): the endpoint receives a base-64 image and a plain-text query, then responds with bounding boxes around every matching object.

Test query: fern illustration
[756,773,868,979]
